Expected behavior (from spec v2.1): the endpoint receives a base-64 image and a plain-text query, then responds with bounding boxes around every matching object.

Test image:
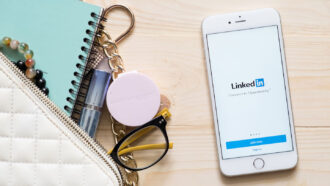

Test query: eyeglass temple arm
[106,127,153,155]
[118,108,172,151]
[117,142,174,156]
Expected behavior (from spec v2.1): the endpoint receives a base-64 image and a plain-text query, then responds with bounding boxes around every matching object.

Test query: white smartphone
[202,8,298,176]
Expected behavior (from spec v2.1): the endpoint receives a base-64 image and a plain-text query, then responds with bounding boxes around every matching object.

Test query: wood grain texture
[83,0,330,185]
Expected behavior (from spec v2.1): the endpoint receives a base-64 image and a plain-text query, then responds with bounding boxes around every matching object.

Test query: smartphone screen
[206,25,293,159]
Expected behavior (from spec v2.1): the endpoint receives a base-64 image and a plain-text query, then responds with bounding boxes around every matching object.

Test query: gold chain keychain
[98,5,138,186]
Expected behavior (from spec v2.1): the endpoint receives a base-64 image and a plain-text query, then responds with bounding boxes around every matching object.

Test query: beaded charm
[2,37,11,46]
[26,68,37,79]
[10,40,19,50]
[24,50,34,59]
[18,42,29,54]
[1,36,49,96]
[25,59,35,68]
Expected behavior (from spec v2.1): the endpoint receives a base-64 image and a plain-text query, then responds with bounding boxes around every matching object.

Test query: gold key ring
[99,4,135,79]
[101,4,135,44]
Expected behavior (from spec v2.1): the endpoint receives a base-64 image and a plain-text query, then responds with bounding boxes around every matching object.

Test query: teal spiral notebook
[0,0,103,116]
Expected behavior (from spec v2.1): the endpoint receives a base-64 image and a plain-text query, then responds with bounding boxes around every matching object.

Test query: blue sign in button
[226,135,287,149]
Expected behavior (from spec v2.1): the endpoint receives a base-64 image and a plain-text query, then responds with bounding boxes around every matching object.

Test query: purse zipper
[0,52,123,186]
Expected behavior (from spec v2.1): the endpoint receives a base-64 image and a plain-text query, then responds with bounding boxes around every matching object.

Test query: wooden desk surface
[85,0,330,185]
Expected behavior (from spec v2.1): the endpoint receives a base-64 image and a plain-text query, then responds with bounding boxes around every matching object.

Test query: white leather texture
[0,55,121,186]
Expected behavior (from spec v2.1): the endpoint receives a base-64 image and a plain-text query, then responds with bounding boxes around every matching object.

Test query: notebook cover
[0,0,102,115]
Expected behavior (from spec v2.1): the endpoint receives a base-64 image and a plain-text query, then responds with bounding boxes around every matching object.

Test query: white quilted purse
[0,52,122,186]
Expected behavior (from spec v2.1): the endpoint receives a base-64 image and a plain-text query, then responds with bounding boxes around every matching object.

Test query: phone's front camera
[228,21,231,24]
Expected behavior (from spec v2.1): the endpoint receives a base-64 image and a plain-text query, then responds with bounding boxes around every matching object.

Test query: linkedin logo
[231,78,265,89]
[255,78,265,87]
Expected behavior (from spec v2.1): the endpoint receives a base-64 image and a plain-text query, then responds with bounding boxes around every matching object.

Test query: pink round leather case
[106,72,160,127]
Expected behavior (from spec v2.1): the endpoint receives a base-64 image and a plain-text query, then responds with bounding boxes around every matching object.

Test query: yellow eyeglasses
[108,108,173,171]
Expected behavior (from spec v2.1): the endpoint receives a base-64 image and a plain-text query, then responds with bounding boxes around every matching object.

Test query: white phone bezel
[202,8,298,176]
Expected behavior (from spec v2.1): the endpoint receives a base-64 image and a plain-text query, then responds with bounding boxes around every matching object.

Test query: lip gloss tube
[78,69,111,138]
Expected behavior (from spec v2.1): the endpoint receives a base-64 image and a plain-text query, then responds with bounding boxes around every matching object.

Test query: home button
[253,158,265,169]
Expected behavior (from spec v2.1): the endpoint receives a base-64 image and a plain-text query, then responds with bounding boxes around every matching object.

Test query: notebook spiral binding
[64,11,106,122]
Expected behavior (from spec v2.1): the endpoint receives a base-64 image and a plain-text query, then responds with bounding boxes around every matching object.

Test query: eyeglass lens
[117,125,167,169]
